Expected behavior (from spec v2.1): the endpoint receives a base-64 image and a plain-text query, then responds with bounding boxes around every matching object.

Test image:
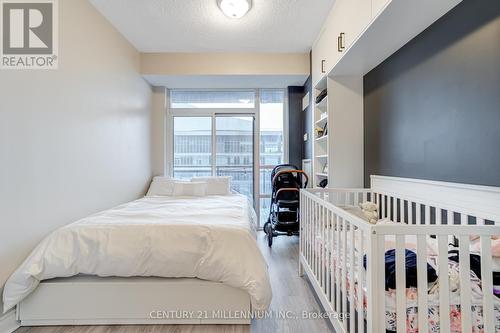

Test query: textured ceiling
[88,0,335,53]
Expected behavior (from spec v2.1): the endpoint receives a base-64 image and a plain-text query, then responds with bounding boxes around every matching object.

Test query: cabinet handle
[338,35,342,52]
[340,32,346,50]
[321,60,326,73]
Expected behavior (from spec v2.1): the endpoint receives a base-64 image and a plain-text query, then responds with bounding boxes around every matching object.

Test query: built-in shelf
[315,135,328,142]
[316,173,328,177]
[315,116,328,127]
[315,75,327,90]
[316,154,328,159]
[315,96,328,111]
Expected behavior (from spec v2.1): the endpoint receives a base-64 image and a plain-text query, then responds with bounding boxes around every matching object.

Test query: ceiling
[88,0,335,53]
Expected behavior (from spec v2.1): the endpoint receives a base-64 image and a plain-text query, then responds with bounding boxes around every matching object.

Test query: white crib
[299,176,500,333]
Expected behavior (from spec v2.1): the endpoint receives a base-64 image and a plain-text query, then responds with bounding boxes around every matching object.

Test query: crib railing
[299,188,376,333]
[300,182,499,333]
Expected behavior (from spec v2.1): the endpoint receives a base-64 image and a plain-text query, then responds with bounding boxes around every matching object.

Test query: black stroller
[263,164,308,247]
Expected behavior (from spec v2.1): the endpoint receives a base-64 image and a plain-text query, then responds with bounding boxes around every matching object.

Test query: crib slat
[377,235,386,333]
[393,198,398,222]
[315,202,320,280]
[320,206,324,291]
[381,195,386,219]
[342,218,348,330]
[387,196,392,221]
[307,197,311,264]
[458,235,472,332]
[349,225,355,332]
[480,234,494,333]
[408,201,413,224]
[438,235,450,332]
[326,210,333,304]
[357,229,365,333]
[307,199,313,267]
[395,235,406,333]
[399,200,405,224]
[336,215,341,313]
[416,235,429,333]
[425,205,430,225]
[323,207,328,294]
[416,203,422,225]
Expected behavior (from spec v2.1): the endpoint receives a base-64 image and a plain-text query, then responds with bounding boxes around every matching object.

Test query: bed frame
[17,276,251,326]
[299,175,500,333]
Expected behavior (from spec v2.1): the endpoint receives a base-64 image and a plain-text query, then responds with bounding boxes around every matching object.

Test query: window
[259,90,285,225]
[169,89,286,228]
[171,90,255,109]
[216,116,254,198]
[173,117,212,179]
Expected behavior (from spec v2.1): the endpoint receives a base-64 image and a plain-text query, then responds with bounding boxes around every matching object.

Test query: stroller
[263,164,308,247]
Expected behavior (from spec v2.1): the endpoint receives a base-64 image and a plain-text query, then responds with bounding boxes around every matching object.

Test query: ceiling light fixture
[217,0,251,19]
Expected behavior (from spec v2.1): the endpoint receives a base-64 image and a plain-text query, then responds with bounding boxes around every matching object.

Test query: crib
[299,175,500,333]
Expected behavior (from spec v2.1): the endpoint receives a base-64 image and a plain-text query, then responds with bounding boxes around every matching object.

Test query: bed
[3,179,272,326]
[299,175,500,333]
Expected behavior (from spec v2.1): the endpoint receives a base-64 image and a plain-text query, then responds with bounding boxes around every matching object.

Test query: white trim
[17,277,251,327]
[0,309,19,333]
[371,175,500,222]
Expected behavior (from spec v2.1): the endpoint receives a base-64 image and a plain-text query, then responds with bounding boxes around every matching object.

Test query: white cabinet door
[372,0,390,18]
[336,0,372,50]
[312,3,343,87]
[311,29,328,88]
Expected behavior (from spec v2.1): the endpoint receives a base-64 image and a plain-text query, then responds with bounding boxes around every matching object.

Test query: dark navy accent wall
[287,86,305,168]
[364,0,500,187]
[302,75,313,161]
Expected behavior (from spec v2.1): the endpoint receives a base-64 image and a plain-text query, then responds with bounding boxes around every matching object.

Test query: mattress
[2,194,271,312]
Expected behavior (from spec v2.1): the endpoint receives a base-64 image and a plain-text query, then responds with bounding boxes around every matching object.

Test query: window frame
[166,88,288,228]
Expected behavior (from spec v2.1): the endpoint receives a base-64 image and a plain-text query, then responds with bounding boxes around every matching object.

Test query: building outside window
[170,89,285,227]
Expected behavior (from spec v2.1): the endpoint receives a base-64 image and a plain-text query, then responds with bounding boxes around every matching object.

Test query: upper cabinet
[312,0,371,88]
[336,0,372,50]
[312,0,462,82]
[311,7,339,88]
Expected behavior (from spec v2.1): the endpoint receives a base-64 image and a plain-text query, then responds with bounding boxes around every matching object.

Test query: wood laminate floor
[16,233,331,333]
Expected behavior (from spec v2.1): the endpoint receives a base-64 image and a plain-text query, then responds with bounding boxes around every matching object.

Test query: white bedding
[2,194,272,312]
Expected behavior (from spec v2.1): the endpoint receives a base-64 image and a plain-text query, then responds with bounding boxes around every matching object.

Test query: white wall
[0,0,152,311]
[151,87,167,176]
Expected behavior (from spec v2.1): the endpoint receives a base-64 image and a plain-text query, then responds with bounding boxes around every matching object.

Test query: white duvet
[3,194,272,312]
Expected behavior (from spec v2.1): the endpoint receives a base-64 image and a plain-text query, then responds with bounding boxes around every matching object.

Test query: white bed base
[299,175,500,333]
[17,276,251,326]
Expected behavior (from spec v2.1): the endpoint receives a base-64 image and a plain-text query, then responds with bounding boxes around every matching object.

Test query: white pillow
[146,177,175,196]
[173,181,207,197]
[191,176,231,196]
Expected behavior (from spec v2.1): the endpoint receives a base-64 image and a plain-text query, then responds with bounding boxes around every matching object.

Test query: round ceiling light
[218,0,251,19]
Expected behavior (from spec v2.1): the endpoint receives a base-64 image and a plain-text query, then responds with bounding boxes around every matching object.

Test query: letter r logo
[2,1,53,54]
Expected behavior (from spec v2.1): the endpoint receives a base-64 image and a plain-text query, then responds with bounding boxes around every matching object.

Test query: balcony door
[173,114,255,201]
[215,115,254,199]
[169,89,286,228]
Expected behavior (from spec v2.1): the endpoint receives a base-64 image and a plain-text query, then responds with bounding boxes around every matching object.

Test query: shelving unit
[311,76,364,189]
[313,86,329,188]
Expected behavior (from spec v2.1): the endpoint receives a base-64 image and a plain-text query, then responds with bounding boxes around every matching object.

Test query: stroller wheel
[267,230,273,247]
[263,221,271,235]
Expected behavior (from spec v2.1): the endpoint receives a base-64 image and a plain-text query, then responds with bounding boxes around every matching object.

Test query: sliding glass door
[173,117,212,179]
[169,89,285,228]
[173,114,255,199]
[216,115,254,198]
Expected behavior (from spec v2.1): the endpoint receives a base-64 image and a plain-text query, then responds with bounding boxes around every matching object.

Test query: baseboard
[0,309,19,333]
